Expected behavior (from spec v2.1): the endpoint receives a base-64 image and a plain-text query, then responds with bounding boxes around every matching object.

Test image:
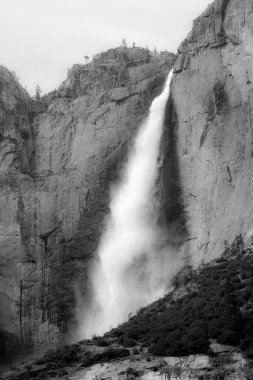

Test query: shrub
[245,347,253,359]
[122,337,137,347]
[208,318,223,338]
[93,337,109,346]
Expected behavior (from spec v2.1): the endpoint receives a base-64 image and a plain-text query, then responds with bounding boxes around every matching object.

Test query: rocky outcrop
[167,0,253,264]
[1,350,251,380]
[0,48,176,357]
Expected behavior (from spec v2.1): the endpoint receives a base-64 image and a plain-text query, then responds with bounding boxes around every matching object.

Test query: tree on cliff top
[35,84,41,101]
[121,38,127,48]
[11,70,20,82]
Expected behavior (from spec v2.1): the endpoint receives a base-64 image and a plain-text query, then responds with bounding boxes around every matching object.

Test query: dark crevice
[160,91,188,244]
[218,0,231,39]
[220,0,231,23]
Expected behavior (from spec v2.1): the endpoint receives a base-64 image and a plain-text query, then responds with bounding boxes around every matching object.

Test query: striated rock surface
[0,66,32,358]
[0,48,176,357]
[1,351,250,380]
[168,0,253,264]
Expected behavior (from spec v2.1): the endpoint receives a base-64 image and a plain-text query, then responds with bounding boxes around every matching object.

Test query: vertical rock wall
[0,66,32,356]
[168,0,253,264]
[0,49,176,357]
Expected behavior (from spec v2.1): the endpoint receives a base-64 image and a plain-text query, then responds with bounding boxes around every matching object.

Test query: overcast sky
[0,0,211,95]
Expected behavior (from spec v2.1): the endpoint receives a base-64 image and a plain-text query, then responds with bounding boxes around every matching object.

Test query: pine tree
[11,70,20,82]
[121,38,127,48]
[35,84,41,101]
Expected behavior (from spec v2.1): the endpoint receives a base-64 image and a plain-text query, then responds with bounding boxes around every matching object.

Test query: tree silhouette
[121,38,127,48]
[84,56,90,64]
[11,70,20,82]
[35,84,41,101]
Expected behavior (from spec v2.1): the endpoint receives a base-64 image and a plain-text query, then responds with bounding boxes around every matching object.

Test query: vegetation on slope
[105,235,253,358]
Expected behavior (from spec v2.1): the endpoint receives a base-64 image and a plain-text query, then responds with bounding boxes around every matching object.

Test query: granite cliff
[168,0,253,265]
[1,0,253,375]
[0,48,176,358]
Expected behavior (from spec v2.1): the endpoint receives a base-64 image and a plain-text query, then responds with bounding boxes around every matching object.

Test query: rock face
[0,49,176,357]
[168,0,253,265]
[2,0,253,364]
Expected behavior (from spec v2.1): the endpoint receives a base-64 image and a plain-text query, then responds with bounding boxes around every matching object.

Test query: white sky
[0,0,211,95]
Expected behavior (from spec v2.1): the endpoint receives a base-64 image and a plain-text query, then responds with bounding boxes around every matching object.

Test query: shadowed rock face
[0,66,33,358]
[0,48,176,358]
[168,0,253,265]
[160,94,188,246]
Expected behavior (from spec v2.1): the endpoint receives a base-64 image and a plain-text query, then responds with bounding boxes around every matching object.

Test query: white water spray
[78,70,181,338]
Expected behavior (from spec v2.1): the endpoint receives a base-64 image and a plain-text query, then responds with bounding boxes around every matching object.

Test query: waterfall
[79,70,179,338]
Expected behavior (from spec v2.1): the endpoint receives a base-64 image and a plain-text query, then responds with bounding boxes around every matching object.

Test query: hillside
[108,235,253,359]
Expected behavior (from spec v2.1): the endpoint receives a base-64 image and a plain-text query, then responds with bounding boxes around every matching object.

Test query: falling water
[79,70,180,338]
